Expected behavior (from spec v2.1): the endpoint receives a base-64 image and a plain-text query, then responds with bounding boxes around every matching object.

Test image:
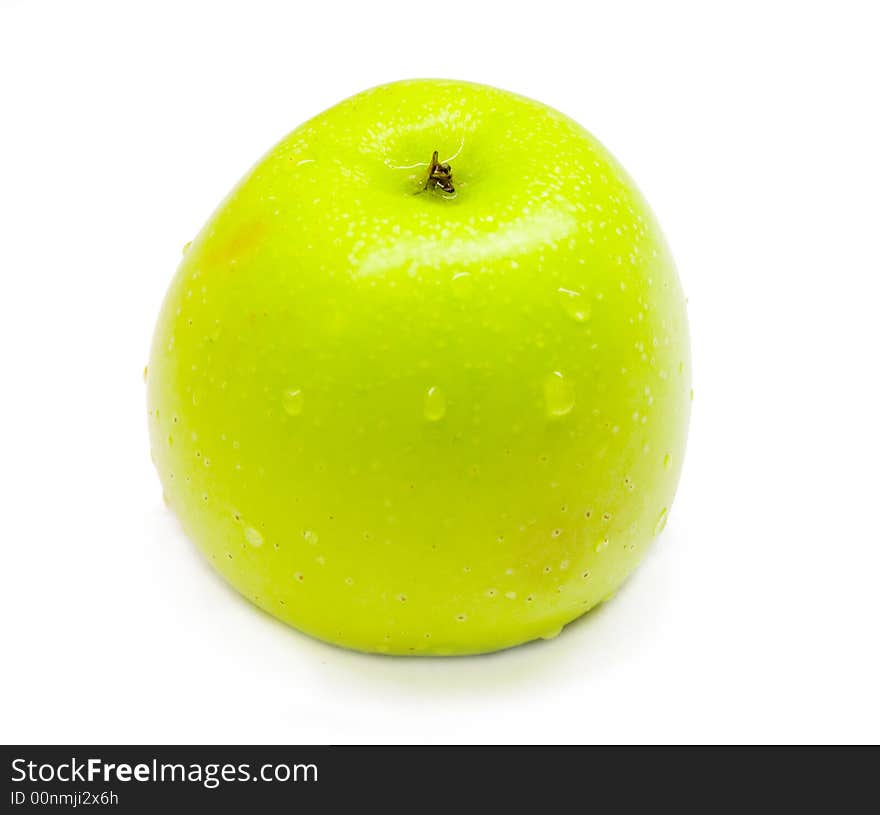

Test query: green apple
[147,79,691,656]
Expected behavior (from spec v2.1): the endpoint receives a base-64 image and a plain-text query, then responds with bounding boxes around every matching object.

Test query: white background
[2,0,878,744]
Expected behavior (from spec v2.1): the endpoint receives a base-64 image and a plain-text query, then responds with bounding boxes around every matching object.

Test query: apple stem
[423,150,455,194]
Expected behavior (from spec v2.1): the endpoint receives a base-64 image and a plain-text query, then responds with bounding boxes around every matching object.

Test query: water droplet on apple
[543,371,575,417]
[595,537,609,553]
[654,508,668,537]
[181,241,192,255]
[244,527,263,547]
[450,272,473,299]
[663,453,671,469]
[540,627,563,640]
[282,388,304,416]
[303,529,319,545]
[557,287,591,322]
[423,386,446,421]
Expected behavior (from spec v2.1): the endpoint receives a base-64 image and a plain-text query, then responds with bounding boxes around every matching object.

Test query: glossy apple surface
[147,79,691,655]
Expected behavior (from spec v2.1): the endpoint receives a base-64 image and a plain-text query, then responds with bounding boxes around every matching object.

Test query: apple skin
[147,79,690,656]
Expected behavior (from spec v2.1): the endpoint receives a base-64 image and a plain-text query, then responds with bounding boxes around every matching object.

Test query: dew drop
[544,371,575,417]
[423,386,447,421]
[182,240,192,255]
[654,508,668,537]
[142,366,148,384]
[244,527,263,547]
[663,453,671,469]
[303,529,319,545]
[450,272,473,299]
[557,287,591,322]
[282,388,304,416]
